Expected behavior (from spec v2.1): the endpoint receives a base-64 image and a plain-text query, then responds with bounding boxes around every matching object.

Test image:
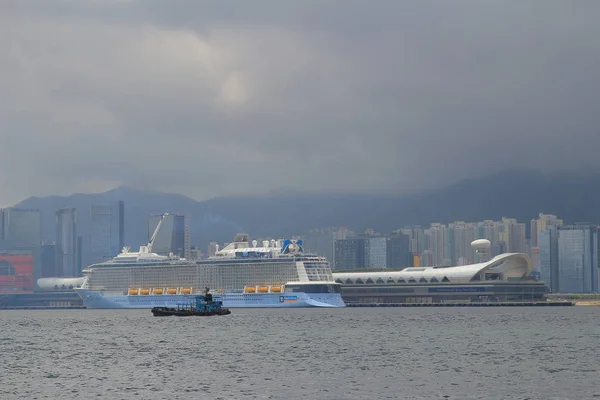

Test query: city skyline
[0,199,599,294]
[302,215,600,295]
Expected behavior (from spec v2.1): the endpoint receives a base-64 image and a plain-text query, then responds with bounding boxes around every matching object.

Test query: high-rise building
[56,208,78,277]
[511,223,527,254]
[0,208,42,281]
[334,232,411,270]
[401,226,425,255]
[334,238,365,270]
[148,213,190,259]
[500,217,526,254]
[530,247,541,271]
[424,224,446,266]
[303,227,350,265]
[539,226,559,293]
[174,214,190,260]
[531,213,563,248]
[386,233,410,268]
[88,201,125,266]
[118,200,125,251]
[77,235,83,274]
[364,236,387,269]
[420,249,434,267]
[558,225,599,293]
[40,241,56,278]
[90,205,112,265]
[449,221,477,265]
[444,224,455,266]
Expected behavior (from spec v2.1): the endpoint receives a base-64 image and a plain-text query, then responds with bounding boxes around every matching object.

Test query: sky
[2,0,600,206]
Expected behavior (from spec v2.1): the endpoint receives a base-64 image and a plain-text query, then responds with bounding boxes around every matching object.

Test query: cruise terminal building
[333,240,548,304]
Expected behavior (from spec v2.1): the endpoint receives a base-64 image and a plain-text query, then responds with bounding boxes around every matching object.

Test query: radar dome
[471,239,491,251]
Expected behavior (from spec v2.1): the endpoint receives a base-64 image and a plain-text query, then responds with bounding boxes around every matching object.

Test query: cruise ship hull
[75,289,345,309]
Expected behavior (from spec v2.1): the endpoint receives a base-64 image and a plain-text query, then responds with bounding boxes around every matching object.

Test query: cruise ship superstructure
[75,215,344,309]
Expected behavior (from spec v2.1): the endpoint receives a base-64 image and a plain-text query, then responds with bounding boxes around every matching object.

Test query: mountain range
[13,169,600,249]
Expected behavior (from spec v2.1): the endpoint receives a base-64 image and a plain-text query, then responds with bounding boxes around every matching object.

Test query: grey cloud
[1,1,600,206]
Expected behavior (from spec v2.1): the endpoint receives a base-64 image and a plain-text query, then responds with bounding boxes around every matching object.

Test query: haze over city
[2,1,600,207]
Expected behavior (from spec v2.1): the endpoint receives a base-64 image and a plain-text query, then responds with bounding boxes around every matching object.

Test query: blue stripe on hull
[75,289,345,309]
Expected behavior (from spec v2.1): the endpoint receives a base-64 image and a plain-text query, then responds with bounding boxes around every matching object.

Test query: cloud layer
[2,0,600,206]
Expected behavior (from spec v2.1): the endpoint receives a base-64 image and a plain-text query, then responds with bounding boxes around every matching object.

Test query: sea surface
[1,307,599,400]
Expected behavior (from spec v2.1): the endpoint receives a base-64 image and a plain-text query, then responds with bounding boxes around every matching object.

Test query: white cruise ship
[75,216,344,309]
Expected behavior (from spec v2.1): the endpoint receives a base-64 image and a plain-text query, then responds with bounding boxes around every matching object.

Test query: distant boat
[151,288,231,317]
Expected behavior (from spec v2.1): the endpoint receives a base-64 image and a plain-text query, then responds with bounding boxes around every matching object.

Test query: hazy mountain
[13,169,600,250]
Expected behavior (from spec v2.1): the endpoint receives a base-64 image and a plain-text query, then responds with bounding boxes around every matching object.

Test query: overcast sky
[2,0,600,206]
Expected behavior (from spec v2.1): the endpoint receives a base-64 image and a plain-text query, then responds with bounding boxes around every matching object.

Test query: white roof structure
[333,253,532,285]
[37,277,86,290]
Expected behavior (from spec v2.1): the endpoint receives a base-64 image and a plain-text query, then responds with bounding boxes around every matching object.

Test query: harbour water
[1,307,599,399]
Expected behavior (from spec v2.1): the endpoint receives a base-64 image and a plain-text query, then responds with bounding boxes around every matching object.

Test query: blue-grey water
[1,307,599,399]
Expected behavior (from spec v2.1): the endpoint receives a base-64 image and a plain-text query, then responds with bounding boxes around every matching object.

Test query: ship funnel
[252,240,258,248]
[262,240,269,248]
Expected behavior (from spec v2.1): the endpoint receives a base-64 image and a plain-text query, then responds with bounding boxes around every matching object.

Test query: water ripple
[0,307,598,399]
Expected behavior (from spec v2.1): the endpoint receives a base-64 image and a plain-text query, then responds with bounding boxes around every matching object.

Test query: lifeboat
[180,288,192,295]
[270,286,282,293]
[167,288,178,295]
[245,286,256,293]
[153,288,163,295]
[128,288,139,295]
[258,286,269,293]
[216,289,223,294]
[140,288,150,295]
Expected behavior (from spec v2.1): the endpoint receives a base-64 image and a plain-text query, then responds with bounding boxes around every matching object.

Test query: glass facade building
[334,234,411,270]
[538,226,559,293]
[41,241,56,278]
[56,208,78,277]
[334,238,364,270]
[118,200,125,251]
[558,225,599,293]
[87,201,125,267]
[90,205,113,265]
[365,237,387,269]
[386,234,411,269]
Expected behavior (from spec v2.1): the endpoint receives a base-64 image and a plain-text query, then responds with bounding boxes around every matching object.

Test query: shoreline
[574,300,600,306]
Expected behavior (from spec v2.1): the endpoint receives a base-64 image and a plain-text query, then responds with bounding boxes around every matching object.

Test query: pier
[346,301,574,307]
[0,305,86,310]
[0,291,84,309]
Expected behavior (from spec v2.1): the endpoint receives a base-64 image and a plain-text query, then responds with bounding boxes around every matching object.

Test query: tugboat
[151,287,231,317]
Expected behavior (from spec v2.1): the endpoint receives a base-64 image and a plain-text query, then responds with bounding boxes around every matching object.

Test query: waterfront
[1,307,599,399]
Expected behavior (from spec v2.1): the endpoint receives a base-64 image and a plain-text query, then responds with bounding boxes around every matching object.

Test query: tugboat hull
[151,306,231,317]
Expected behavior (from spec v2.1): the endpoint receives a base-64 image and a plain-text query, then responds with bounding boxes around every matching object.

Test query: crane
[147,213,169,253]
